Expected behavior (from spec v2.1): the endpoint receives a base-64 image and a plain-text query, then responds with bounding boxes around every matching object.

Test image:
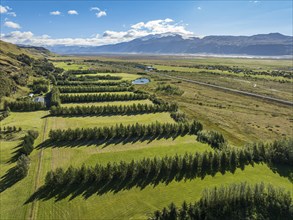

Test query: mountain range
[47,33,293,56]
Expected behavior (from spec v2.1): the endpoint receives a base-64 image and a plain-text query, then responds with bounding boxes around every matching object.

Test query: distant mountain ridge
[47,33,293,56]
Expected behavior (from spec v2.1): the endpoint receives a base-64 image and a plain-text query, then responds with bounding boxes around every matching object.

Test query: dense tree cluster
[50,103,178,116]
[197,130,226,149]
[30,79,49,94]
[19,130,39,155]
[4,100,46,111]
[50,87,61,107]
[60,93,149,103]
[48,74,57,85]
[49,121,203,142]
[15,155,30,178]
[249,138,293,166]
[68,75,122,81]
[170,112,187,123]
[56,81,128,86]
[152,182,292,220]
[58,86,133,93]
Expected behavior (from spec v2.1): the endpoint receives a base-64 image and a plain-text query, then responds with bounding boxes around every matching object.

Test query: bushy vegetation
[4,100,46,111]
[30,79,49,94]
[156,84,184,96]
[197,130,226,149]
[58,86,133,93]
[15,155,30,178]
[49,121,203,142]
[50,103,178,116]
[151,182,292,220]
[0,74,16,100]
[60,93,149,103]
[19,130,39,155]
[49,87,61,107]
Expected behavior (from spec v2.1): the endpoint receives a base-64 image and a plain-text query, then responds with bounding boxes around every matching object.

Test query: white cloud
[197,7,202,10]
[50,11,61,15]
[0,5,8,13]
[68,10,78,15]
[1,18,195,46]
[0,5,16,16]
[249,1,259,3]
[90,7,100,11]
[7,12,16,17]
[90,7,107,18]
[4,21,21,29]
[96,11,106,18]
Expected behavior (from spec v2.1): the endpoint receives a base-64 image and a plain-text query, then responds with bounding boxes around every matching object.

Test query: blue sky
[1,0,292,46]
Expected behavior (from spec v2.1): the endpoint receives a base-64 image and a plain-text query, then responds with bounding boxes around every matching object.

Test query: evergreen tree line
[0,126,22,133]
[170,112,187,123]
[50,87,61,107]
[50,103,178,116]
[60,93,149,103]
[56,81,128,86]
[43,139,292,198]
[4,100,46,111]
[67,75,122,81]
[57,85,133,93]
[66,69,119,74]
[197,130,226,149]
[151,182,292,220]
[43,145,273,193]
[49,121,203,142]
[19,130,39,156]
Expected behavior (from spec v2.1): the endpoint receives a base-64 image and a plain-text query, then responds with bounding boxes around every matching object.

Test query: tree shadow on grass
[0,166,23,193]
[25,163,250,204]
[41,111,169,119]
[269,164,293,183]
[7,143,23,164]
[36,132,184,150]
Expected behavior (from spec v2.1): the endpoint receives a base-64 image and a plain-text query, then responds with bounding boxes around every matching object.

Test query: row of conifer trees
[4,100,46,111]
[60,93,149,103]
[151,182,292,220]
[68,75,122,81]
[56,81,128,86]
[44,139,292,193]
[57,85,133,93]
[49,103,178,116]
[49,121,203,142]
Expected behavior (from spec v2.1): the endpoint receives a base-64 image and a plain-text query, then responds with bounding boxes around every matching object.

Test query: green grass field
[52,62,88,70]
[76,73,142,81]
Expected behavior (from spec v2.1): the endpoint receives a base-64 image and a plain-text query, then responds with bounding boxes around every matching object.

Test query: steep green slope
[0,40,59,103]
